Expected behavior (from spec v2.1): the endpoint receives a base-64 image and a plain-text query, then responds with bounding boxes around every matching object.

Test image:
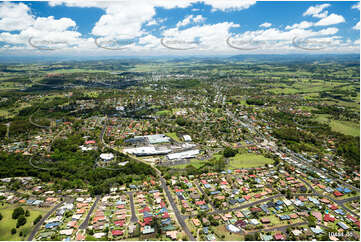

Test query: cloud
[285,21,313,30]
[314,13,345,26]
[353,21,360,30]
[259,22,272,28]
[201,0,256,12]
[0,2,87,51]
[146,19,158,26]
[0,2,35,31]
[303,3,330,18]
[176,15,205,27]
[163,22,240,51]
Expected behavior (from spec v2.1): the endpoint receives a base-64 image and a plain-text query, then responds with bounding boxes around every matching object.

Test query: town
[0,55,359,241]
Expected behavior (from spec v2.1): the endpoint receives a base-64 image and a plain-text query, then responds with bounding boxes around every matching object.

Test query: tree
[12,207,24,220]
[11,228,16,234]
[245,234,255,241]
[223,147,237,158]
[25,210,30,217]
[0,212,2,221]
[33,215,42,225]
[16,215,27,228]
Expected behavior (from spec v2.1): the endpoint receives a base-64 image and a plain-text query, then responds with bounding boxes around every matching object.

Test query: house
[206,234,216,241]
[45,222,60,229]
[292,229,302,236]
[142,225,155,234]
[274,233,285,240]
[249,219,259,225]
[324,214,335,222]
[166,231,178,240]
[59,229,73,236]
[93,232,106,239]
[311,226,324,234]
[226,224,240,233]
[261,234,273,241]
[112,230,123,237]
[333,191,343,197]
[192,218,201,227]
[337,222,349,230]
[261,217,270,224]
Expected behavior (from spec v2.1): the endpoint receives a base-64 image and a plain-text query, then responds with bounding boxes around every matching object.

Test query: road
[29,108,50,130]
[294,193,360,218]
[27,200,66,241]
[126,191,138,223]
[205,194,283,216]
[195,183,218,212]
[247,221,307,234]
[101,117,193,240]
[79,195,100,229]
[161,177,195,241]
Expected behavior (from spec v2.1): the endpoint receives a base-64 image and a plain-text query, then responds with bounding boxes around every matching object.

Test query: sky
[0,0,359,57]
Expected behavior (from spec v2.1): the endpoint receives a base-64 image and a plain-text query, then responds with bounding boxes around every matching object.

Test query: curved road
[27,200,66,241]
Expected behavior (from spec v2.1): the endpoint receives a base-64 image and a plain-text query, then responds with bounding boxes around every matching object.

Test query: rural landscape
[0,0,360,241]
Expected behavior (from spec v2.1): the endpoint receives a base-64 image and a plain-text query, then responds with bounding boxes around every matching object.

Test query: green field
[165,132,181,142]
[315,114,359,136]
[172,159,206,169]
[228,153,274,168]
[0,205,49,241]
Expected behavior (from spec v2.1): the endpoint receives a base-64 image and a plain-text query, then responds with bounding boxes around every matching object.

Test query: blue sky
[0,0,359,56]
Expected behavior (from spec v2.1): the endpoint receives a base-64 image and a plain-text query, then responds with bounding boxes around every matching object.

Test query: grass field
[0,204,49,241]
[315,114,359,136]
[157,110,171,116]
[165,132,181,142]
[172,159,206,169]
[228,153,274,168]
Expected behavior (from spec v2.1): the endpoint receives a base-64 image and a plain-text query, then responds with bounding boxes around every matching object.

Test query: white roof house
[100,153,114,161]
[183,135,192,142]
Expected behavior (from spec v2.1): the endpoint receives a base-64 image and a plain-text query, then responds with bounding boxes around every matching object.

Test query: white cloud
[201,0,256,12]
[285,21,313,30]
[163,22,240,51]
[0,2,88,51]
[0,2,35,31]
[353,21,360,30]
[259,22,272,28]
[314,13,345,26]
[303,3,330,18]
[176,15,205,27]
[146,19,158,26]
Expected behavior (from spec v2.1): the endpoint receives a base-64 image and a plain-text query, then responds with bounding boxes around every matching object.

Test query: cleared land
[228,153,274,168]
[0,205,49,241]
[315,114,359,136]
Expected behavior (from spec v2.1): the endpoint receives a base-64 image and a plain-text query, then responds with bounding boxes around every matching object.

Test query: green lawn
[172,159,206,169]
[0,204,49,241]
[228,153,274,168]
[329,120,359,137]
[165,132,181,142]
[156,110,171,116]
[315,114,359,136]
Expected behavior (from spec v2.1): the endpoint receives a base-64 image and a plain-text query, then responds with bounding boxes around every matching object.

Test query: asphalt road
[27,200,66,241]
[294,193,360,218]
[126,191,138,223]
[207,194,283,216]
[161,177,195,241]
[79,195,100,229]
